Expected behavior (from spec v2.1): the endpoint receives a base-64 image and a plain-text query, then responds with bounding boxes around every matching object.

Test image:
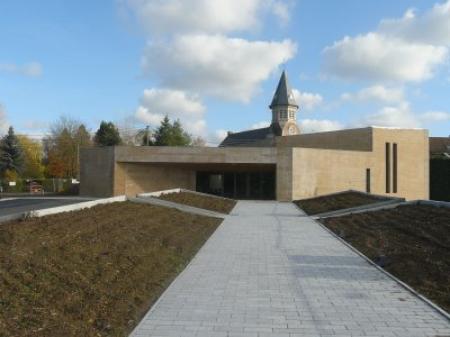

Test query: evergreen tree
[0,126,24,176]
[153,116,191,146]
[94,121,122,146]
[75,124,92,147]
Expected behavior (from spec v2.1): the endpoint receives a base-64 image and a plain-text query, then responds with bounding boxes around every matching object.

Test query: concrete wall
[290,148,372,200]
[79,147,115,197]
[281,127,429,201]
[115,146,277,164]
[371,128,429,200]
[277,127,373,152]
[80,146,277,197]
[115,163,195,196]
[80,127,429,201]
[276,147,293,201]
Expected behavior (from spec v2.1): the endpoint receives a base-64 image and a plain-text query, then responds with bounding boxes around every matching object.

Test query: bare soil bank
[0,202,221,337]
[158,191,236,214]
[321,204,450,312]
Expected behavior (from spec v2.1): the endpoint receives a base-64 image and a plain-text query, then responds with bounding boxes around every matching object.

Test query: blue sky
[1,0,449,144]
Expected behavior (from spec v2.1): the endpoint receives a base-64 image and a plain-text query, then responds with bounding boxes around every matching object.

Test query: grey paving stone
[130,201,450,337]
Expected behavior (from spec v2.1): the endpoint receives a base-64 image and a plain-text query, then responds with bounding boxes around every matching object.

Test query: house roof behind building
[430,137,450,154]
[219,127,275,147]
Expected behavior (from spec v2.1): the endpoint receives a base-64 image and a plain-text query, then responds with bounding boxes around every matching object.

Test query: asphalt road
[0,197,93,218]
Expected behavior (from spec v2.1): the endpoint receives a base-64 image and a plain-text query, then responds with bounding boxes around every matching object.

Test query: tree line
[0,116,203,181]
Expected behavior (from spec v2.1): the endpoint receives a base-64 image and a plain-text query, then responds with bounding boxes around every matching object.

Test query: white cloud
[299,119,343,133]
[143,34,296,102]
[341,85,405,104]
[207,129,229,145]
[379,1,450,46]
[356,103,450,129]
[134,88,207,135]
[323,33,447,82]
[323,1,450,83]
[270,0,291,25]
[292,89,323,110]
[124,0,291,35]
[420,111,450,123]
[0,103,8,134]
[251,121,270,129]
[0,62,43,77]
[360,103,420,128]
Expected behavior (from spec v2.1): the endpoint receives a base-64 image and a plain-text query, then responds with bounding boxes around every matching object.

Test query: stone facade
[80,127,429,201]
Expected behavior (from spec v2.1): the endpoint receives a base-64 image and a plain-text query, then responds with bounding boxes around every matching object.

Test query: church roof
[269,70,298,108]
[219,127,275,147]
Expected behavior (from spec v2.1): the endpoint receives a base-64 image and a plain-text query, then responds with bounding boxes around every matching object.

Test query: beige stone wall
[80,127,429,201]
[283,127,429,201]
[371,128,429,200]
[277,127,373,151]
[115,146,277,164]
[290,148,372,200]
[276,147,293,201]
[115,163,195,196]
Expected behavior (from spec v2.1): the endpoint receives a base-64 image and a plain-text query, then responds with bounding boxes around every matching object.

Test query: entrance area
[196,171,275,200]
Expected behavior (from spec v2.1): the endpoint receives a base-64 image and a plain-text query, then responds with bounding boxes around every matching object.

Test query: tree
[94,121,122,146]
[153,116,191,146]
[191,136,206,147]
[46,128,73,178]
[75,124,92,148]
[44,116,92,178]
[0,126,24,177]
[17,135,45,178]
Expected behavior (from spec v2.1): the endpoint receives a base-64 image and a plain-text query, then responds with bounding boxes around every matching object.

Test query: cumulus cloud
[361,103,420,128]
[134,88,207,135]
[323,33,447,82]
[323,1,450,83]
[270,0,292,25]
[124,0,296,138]
[208,129,229,145]
[0,62,43,77]
[143,34,296,102]
[251,121,271,129]
[356,103,450,129]
[341,85,405,104]
[292,89,323,110]
[379,1,450,45]
[124,0,292,35]
[299,119,343,133]
[419,111,450,123]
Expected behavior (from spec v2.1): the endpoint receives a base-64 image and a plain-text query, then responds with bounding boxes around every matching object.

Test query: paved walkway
[131,201,450,337]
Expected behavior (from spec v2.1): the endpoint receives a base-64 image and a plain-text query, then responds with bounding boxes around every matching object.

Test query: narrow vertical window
[386,142,391,193]
[393,143,398,193]
[366,168,371,193]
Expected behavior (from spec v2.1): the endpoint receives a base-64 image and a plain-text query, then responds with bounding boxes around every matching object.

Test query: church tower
[269,71,300,136]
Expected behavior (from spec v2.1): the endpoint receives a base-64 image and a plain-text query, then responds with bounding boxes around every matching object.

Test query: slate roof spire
[269,70,298,109]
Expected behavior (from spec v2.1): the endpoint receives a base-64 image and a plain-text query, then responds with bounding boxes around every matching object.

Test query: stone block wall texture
[277,127,373,151]
[80,127,429,201]
[279,127,429,201]
[114,163,195,196]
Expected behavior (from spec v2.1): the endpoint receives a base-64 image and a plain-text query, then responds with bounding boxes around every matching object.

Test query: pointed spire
[269,70,298,109]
